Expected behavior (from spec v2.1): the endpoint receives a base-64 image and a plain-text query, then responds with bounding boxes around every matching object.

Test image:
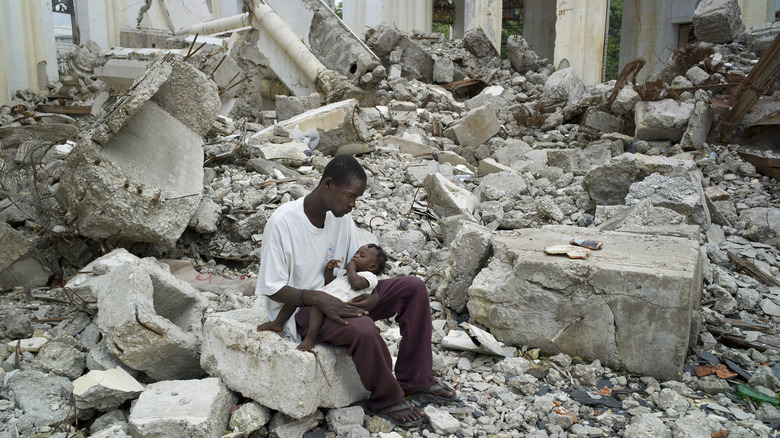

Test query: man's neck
[303,191,327,228]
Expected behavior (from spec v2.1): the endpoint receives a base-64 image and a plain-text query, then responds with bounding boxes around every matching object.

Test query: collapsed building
[1,0,780,437]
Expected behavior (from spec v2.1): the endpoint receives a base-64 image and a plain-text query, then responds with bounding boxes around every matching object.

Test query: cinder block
[467,225,703,380]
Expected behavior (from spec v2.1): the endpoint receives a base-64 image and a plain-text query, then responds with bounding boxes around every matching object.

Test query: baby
[257,243,387,351]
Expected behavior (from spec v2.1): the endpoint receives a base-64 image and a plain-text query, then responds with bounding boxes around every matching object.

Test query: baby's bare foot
[256,322,283,332]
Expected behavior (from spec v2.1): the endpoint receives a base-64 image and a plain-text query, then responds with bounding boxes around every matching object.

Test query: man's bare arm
[268,285,367,325]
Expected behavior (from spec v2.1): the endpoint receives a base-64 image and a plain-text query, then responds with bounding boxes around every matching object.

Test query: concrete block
[365,25,433,82]
[610,86,640,117]
[229,401,271,435]
[625,173,711,227]
[424,173,478,218]
[474,171,528,201]
[478,158,517,176]
[583,141,613,166]
[463,27,499,59]
[465,86,515,111]
[276,94,321,122]
[540,68,585,106]
[634,99,694,142]
[582,153,698,205]
[73,367,144,411]
[680,100,713,151]
[188,197,221,234]
[747,21,780,56]
[250,99,370,157]
[507,35,538,73]
[3,370,75,433]
[444,104,500,148]
[59,56,218,246]
[388,100,418,125]
[741,207,780,248]
[71,249,208,380]
[0,222,51,290]
[433,57,454,83]
[547,149,590,175]
[596,200,687,231]
[581,109,624,137]
[383,135,436,158]
[128,377,236,438]
[693,0,745,44]
[32,334,86,379]
[439,222,492,313]
[200,309,369,419]
[467,225,704,380]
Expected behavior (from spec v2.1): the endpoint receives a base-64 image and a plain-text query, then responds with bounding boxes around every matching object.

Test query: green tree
[605,0,623,80]
[334,1,343,19]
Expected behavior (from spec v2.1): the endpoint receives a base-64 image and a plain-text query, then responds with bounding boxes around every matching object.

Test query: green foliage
[605,0,623,80]
[432,22,450,39]
[334,1,343,19]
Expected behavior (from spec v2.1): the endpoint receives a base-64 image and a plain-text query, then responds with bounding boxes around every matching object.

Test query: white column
[554,0,609,85]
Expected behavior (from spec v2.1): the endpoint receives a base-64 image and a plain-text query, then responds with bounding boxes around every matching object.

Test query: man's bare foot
[297,338,316,351]
[256,321,283,332]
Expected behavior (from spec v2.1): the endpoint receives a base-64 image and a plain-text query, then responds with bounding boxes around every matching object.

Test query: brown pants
[295,275,436,411]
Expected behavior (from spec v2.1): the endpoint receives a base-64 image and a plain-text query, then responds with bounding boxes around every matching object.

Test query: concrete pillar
[739,0,778,29]
[0,0,58,104]
[554,0,609,86]
[523,0,556,62]
[342,0,432,39]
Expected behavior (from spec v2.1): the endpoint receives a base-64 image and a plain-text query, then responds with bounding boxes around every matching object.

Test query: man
[255,154,455,428]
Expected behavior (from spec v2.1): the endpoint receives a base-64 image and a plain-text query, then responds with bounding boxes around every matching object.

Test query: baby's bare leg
[257,304,297,332]
[298,306,323,351]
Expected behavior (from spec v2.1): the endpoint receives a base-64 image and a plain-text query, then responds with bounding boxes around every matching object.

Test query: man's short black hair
[366,243,387,275]
[320,154,367,187]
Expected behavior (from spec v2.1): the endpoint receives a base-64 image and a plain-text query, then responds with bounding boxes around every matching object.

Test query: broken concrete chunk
[6,337,48,353]
[188,197,221,234]
[610,86,640,117]
[468,225,704,380]
[740,208,780,247]
[582,153,698,205]
[275,94,321,122]
[680,100,714,151]
[507,35,539,73]
[365,25,434,82]
[463,27,499,60]
[32,334,86,379]
[0,222,52,290]
[465,86,515,111]
[478,158,517,176]
[540,68,585,107]
[82,249,208,380]
[424,173,478,218]
[692,0,745,44]
[383,135,436,158]
[546,149,590,175]
[581,109,625,138]
[439,222,493,313]
[433,57,455,83]
[596,200,687,231]
[73,367,144,411]
[3,370,75,434]
[634,99,694,142]
[201,309,369,419]
[58,57,215,246]
[475,171,527,201]
[128,377,236,438]
[444,103,500,148]
[625,173,711,227]
[250,99,370,157]
[229,401,271,435]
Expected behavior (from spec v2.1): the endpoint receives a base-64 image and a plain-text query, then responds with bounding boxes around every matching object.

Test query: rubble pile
[1,16,780,438]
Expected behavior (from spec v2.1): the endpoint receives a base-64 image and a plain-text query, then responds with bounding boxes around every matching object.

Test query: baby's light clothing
[321,269,378,302]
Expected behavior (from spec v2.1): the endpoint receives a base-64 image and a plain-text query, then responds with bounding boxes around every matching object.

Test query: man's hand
[349,292,379,313]
[313,289,368,325]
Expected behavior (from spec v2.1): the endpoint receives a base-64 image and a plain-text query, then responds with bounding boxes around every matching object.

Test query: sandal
[362,400,426,428]
[405,380,458,404]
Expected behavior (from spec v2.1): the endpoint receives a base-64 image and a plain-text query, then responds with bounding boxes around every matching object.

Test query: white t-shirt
[255,196,361,342]
[321,270,378,302]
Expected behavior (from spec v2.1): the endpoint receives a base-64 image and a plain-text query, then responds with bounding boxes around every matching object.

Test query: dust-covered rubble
[1,16,780,438]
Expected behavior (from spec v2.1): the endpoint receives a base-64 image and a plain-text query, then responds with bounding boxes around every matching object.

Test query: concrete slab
[444,103,500,148]
[128,377,236,438]
[200,309,369,419]
[467,225,704,380]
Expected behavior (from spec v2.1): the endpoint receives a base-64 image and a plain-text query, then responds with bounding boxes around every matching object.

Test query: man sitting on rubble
[255,154,456,428]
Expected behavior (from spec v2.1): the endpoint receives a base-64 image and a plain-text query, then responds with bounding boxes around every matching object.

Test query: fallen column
[467,225,704,381]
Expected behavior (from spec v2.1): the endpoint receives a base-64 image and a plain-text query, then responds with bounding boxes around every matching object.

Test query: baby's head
[352,243,387,275]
